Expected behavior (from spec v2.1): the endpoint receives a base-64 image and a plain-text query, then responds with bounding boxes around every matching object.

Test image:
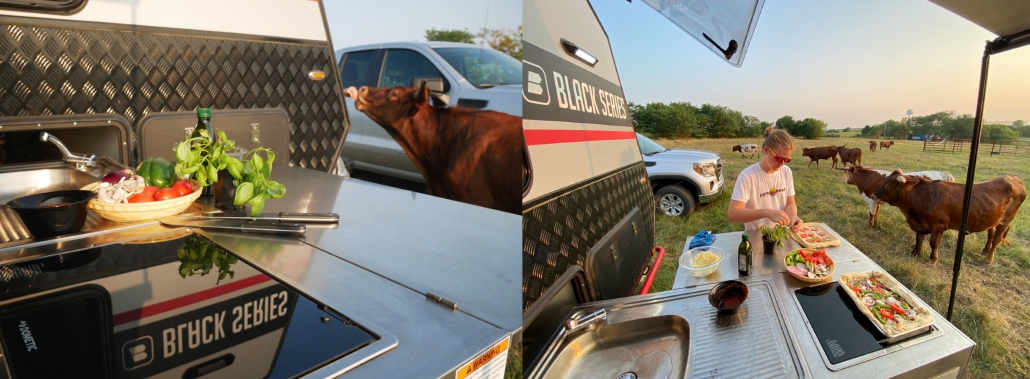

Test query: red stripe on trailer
[112,274,272,326]
[524,129,636,146]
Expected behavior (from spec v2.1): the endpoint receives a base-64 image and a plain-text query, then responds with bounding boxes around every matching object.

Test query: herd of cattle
[730,139,1026,264]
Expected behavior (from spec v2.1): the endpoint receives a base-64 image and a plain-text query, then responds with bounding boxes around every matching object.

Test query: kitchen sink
[539,315,690,379]
[0,159,127,247]
[0,164,104,204]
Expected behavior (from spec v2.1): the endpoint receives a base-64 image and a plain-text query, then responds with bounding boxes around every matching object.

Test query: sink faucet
[565,309,607,333]
[40,132,97,169]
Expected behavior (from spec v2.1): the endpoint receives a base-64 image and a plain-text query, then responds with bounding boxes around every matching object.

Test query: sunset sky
[324,0,521,52]
[591,1,1030,129]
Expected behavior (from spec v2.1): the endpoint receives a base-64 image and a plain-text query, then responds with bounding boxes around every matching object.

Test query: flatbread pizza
[838,271,935,338]
[791,223,841,248]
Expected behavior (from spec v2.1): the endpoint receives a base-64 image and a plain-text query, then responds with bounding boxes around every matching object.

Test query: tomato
[155,188,181,201]
[172,180,194,196]
[890,303,906,315]
[128,193,155,203]
[142,186,160,197]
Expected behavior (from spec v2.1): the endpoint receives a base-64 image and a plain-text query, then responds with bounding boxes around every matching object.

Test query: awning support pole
[946,41,991,321]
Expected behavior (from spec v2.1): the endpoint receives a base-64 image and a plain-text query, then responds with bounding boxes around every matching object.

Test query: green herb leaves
[173,130,240,188]
[177,237,238,283]
[760,224,791,246]
[231,147,285,217]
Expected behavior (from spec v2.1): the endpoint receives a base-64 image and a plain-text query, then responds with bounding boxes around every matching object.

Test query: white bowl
[680,246,724,278]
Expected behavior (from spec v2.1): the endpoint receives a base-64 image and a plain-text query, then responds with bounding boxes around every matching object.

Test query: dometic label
[111,284,296,379]
[455,335,510,379]
[523,42,633,128]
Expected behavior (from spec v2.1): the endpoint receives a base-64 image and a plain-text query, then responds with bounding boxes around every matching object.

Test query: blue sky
[590,1,1030,129]
[323,0,521,51]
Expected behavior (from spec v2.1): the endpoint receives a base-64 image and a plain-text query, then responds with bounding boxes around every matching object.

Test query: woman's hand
[766,209,790,226]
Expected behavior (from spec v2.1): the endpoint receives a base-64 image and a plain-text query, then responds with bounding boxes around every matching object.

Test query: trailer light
[308,70,327,81]
[560,39,598,66]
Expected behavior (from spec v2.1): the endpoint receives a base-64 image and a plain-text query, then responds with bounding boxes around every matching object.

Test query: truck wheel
[655,185,695,217]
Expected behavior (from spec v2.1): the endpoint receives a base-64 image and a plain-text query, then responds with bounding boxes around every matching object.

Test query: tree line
[858,111,1029,142]
[425,27,522,60]
[627,101,828,140]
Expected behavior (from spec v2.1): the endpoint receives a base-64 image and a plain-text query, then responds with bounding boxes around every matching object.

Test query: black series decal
[522,42,633,128]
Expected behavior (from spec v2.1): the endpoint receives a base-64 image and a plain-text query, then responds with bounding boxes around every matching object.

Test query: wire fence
[923,138,1030,156]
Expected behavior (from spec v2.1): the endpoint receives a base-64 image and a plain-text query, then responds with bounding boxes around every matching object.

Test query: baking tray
[791,223,841,248]
[837,271,935,344]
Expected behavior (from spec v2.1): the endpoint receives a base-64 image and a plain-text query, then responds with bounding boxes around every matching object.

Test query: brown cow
[868,141,877,152]
[801,146,838,168]
[836,146,863,168]
[880,140,895,151]
[872,170,1025,264]
[839,166,954,227]
[344,82,522,214]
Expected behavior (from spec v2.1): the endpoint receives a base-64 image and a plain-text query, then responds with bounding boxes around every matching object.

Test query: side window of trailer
[0,0,85,13]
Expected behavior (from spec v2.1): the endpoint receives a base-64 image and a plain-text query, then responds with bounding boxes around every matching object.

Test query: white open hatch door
[929,0,1030,37]
[638,0,766,67]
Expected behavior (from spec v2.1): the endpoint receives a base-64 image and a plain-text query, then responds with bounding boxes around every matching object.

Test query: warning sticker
[456,335,510,379]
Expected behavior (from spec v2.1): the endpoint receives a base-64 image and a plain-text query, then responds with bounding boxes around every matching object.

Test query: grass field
[646,136,1029,378]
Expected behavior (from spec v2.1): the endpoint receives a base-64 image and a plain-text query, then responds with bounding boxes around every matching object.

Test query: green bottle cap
[742,233,749,241]
[197,108,212,118]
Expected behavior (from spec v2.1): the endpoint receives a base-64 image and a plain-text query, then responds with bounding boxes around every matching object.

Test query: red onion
[101,170,133,184]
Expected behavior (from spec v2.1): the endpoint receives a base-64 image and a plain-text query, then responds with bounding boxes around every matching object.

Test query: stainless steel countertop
[0,166,519,379]
[255,167,521,332]
[198,230,510,379]
[201,166,521,378]
[665,226,976,378]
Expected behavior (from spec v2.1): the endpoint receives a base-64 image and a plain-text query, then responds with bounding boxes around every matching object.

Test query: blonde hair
[763,126,794,151]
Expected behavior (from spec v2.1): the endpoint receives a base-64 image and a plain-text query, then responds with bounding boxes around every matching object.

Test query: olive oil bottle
[738,233,753,276]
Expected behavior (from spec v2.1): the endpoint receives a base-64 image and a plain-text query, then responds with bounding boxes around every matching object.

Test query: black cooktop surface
[0,234,378,379]
[794,282,931,365]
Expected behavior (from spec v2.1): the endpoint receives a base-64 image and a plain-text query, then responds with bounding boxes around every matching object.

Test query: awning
[930,0,1030,37]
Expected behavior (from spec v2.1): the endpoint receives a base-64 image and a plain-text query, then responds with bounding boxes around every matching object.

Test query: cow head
[802,147,811,157]
[873,169,916,202]
[350,81,432,126]
[732,145,742,152]
[838,165,872,185]
[836,144,848,153]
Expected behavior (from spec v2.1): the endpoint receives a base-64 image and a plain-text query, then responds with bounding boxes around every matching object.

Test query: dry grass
[645,136,1030,379]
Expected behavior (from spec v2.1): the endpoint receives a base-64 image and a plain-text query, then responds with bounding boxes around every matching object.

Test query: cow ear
[416,80,430,105]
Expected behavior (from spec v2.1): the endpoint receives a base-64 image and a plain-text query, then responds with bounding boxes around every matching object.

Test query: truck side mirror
[410,77,445,93]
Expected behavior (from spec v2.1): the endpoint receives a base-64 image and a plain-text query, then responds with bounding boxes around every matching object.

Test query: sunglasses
[769,149,791,164]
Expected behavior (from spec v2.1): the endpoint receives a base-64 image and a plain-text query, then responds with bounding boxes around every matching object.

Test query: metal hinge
[425,292,458,310]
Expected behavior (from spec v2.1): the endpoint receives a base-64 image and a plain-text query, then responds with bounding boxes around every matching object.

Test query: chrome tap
[40,132,97,168]
[564,309,607,333]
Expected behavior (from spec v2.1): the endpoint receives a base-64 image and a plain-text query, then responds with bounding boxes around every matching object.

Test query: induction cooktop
[793,282,940,370]
[0,234,380,379]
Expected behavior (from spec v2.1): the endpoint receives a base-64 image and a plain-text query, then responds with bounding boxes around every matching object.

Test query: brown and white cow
[801,146,838,168]
[344,82,522,214]
[732,143,759,159]
[836,146,863,168]
[839,166,954,227]
[868,141,877,152]
[872,170,1025,264]
[880,140,895,151]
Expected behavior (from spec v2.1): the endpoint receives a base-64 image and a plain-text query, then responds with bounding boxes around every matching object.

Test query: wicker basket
[784,248,835,283]
[80,182,201,223]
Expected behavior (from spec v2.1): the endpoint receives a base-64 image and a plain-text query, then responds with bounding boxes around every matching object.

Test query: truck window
[340,50,380,89]
[378,49,449,92]
[432,47,521,88]
[0,0,84,13]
